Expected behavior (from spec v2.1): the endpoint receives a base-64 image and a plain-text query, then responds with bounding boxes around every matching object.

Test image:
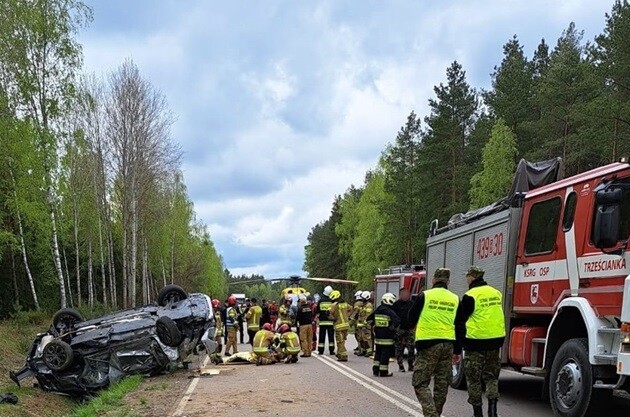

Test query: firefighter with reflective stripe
[277,323,301,363]
[252,323,278,365]
[245,298,263,345]
[455,266,506,417]
[210,299,224,364]
[408,268,461,417]
[351,291,364,355]
[317,286,335,355]
[225,296,239,355]
[329,290,351,362]
[296,294,313,357]
[278,296,293,326]
[367,293,400,377]
[357,291,374,356]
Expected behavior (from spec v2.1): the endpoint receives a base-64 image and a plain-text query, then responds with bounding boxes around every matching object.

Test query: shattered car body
[10,285,217,397]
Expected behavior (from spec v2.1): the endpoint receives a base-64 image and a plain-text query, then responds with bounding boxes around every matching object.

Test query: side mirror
[593,204,621,249]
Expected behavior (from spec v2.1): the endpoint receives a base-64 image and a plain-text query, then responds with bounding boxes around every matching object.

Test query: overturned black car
[10,285,217,397]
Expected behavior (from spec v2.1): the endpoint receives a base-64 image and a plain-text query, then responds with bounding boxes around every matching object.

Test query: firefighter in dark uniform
[392,287,415,372]
[408,268,460,417]
[455,266,506,417]
[317,286,335,355]
[367,292,400,377]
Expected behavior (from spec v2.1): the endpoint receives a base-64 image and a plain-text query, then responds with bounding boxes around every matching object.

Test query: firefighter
[278,296,293,327]
[225,296,240,355]
[329,290,351,362]
[357,290,374,356]
[296,294,313,357]
[211,299,224,364]
[252,323,278,365]
[350,291,364,355]
[392,287,415,372]
[408,268,460,417]
[237,301,246,344]
[245,298,263,345]
[367,293,400,377]
[455,266,506,417]
[277,323,301,363]
[317,286,335,355]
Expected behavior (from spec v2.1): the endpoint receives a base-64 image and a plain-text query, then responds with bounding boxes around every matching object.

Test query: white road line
[314,354,422,416]
[172,355,210,417]
[317,353,423,410]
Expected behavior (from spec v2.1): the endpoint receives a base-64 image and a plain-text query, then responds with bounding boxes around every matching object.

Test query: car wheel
[43,340,74,372]
[451,352,467,390]
[157,285,187,306]
[52,308,84,336]
[549,338,610,417]
[156,316,183,347]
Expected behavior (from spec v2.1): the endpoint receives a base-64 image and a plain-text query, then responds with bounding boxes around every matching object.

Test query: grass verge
[67,375,143,417]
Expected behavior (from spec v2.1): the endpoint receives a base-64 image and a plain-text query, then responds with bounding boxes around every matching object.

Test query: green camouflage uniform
[412,342,454,417]
[464,350,501,406]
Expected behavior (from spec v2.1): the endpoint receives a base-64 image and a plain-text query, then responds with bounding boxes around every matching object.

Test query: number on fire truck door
[472,221,510,299]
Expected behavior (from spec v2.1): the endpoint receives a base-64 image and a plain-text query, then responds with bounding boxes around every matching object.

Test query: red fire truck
[426,161,630,417]
[374,265,426,303]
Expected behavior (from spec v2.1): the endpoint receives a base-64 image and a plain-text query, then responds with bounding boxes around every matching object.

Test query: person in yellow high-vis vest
[408,268,460,417]
[245,298,262,345]
[252,323,278,365]
[455,266,506,417]
[276,323,301,363]
[329,290,351,362]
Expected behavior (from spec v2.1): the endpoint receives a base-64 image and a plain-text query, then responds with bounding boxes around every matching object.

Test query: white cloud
[81,0,612,276]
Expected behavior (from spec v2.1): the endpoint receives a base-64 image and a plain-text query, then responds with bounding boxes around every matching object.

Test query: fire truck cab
[374,265,426,304]
[426,161,630,417]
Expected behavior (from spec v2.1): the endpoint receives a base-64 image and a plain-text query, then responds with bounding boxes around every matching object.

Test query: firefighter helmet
[361,291,371,301]
[211,299,220,309]
[354,290,362,300]
[381,293,396,306]
[278,324,291,334]
[329,290,341,301]
[323,286,333,296]
[262,323,273,331]
[227,296,237,306]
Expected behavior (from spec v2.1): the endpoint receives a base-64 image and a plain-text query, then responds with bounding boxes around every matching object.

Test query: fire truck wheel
[549,338,610,417]
[451,355,467,390]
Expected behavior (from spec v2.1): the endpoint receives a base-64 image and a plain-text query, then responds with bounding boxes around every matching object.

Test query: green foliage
[303,197,347,279]
[306,3,630,288]
[469,119,518,208]
[68,375,142,417]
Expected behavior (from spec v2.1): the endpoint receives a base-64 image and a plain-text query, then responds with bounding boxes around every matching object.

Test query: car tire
[52,308,84,336]
[43,340,74,372]
[156,316,183,347]
[451,353,467,390]
[549,338,610,417]
[157,285,187,306]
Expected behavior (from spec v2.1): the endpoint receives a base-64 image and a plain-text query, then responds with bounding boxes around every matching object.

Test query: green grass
[66,376,143,417]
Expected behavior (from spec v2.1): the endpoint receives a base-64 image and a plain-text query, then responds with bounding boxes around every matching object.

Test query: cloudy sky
[81,0,613,277]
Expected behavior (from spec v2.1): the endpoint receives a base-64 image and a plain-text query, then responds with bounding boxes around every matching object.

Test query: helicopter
[227,275,359,303]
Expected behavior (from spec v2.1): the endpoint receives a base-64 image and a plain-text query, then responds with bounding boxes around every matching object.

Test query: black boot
[488,398,498,417]
[379,370,393,377]
[407,361,414,372]
[398,364,406,372]
[472,405,483,417]
[372,366,379,376]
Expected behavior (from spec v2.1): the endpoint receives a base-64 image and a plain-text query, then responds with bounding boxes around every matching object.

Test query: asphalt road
[172,340,630,417]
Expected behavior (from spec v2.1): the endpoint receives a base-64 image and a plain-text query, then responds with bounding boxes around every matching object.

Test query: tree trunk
[50,205,67,309]
[170,233,175,284]
[130,193,138,307]
[73,203,81,307]
[11,253,19,307]
[98,219,107,306]
[87,236,94,308]
[142,236,148,305]
[62,246,73,308]
[108,226,117,308]
[10,170,39,310]
[122,226,128,309]
[161,257,167,288]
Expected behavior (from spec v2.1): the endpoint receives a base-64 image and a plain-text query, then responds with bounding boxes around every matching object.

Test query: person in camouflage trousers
[392,288,415,372]
[408,268,460,417]
[455,266,506,417]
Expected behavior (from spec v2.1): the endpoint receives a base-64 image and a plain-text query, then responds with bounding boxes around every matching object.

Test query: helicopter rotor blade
[305,277,359,285]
